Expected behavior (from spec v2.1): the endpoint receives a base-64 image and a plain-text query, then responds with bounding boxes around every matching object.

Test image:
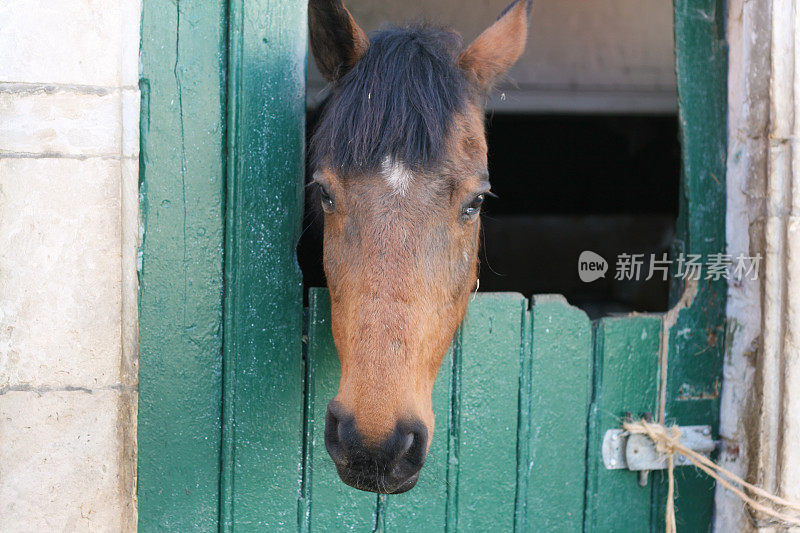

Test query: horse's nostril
[400,432,414,456]
[400,424,427,469]
[337,416,350,444]
[324,403,349,465]
[324,407,429,494]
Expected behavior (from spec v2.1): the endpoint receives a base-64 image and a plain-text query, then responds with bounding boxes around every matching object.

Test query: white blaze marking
[382,157,413,196]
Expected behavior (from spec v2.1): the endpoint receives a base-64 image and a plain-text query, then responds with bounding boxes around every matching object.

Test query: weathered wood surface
[138,1,228,529]
[585,316,662,532]
[137,1,726,529]
[221,0,308,529]
[665,0,727,527]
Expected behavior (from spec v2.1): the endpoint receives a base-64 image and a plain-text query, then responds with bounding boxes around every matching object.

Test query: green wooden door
[138,0,725,530]
[304,290,593,531]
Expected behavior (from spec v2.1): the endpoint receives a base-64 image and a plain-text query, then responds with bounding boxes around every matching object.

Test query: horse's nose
[324,401,428,494]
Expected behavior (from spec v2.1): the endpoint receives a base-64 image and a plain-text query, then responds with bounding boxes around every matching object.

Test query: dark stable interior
[299,112,680,317]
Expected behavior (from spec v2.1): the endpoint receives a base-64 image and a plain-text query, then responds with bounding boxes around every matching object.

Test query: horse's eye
[462,194,485,218]
[319,185,334,211]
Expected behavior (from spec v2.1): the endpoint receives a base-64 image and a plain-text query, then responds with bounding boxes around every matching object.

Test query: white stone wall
[716,0,768,529]
[0,1,140,530]
[717,0,800,530]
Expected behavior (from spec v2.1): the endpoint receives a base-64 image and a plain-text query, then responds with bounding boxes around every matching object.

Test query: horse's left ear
[458,0,532,92]
[309,0,369,82]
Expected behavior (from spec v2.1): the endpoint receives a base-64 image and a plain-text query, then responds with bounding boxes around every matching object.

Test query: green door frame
[220,0,307,528]
[139,0,307,529]
[138,0,726,530]
[138,1,227,529]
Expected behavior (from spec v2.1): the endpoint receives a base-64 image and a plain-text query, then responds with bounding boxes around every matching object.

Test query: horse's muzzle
[324,401,428,494]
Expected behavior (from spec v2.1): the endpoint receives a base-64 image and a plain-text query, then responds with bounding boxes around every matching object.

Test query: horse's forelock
[310,24,469,175]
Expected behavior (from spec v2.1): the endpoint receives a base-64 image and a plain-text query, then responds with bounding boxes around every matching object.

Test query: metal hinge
[602,425,715,486]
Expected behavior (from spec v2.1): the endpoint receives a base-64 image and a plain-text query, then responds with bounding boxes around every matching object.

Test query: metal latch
[602,425,715,486]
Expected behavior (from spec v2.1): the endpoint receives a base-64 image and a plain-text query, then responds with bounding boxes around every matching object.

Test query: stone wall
[0,1,140,530]
[718,0,800,530]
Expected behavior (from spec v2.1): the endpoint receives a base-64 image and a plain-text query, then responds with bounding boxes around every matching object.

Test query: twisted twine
[622,420,800,532]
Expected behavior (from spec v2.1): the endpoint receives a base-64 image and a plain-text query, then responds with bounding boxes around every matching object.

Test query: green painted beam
[525,295,593,531]
[670,0,727,425]
[305,289,379,531]
[662,0,728,528]
[514,299,533,533]
[221,0,308,528]
[455,293,527,531]
[670,0,728,425]
[138,0,228,529]
[584,316,662,533]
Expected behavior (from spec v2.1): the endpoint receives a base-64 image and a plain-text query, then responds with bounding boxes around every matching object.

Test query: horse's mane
[310,24,469,174]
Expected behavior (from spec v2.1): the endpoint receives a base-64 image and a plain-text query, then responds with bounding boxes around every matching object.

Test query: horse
[307,0,532,494]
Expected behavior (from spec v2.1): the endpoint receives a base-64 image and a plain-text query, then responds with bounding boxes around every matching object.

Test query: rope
[622,420,800,531]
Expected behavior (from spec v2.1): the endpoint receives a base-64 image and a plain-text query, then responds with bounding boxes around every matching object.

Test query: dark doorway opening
[298,112,681,317]
[480,113,680,317]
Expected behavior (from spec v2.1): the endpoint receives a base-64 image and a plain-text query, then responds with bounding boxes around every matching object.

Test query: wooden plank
[662,0,728,528]
[137,1,227,529]
[525,295,593,531]
[221,0,308,528]
[514,302,533,532]
[454,293,527,531]
[584,316,662,533]
[305,289,379,531]
[670,0,728,427]
[381,344,452,532]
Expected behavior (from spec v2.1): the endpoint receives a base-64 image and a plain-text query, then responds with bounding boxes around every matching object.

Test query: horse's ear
[458,0,532,92]
[309,0,369,82]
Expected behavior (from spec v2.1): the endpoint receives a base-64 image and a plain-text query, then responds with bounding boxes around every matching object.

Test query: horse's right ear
[458,0,532,92]
[309,0,369,82]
